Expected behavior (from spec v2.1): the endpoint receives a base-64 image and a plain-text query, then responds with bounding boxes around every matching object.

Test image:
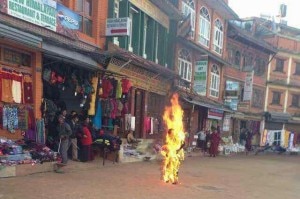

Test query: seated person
[126,130,140,144]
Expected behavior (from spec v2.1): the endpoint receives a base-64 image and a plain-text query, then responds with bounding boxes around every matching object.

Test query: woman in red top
[80,116,93,162]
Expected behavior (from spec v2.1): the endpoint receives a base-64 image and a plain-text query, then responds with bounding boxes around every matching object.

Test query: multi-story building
[259,21,300,147]
[0,0,181,143]
[104,0,181,139]
[169,0,238,145]
[223,20,276,145]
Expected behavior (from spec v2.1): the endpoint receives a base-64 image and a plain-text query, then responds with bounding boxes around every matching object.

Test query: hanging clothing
[1,71,13,103]
[101,78,113,98]
[110,99,117,119]
[116,80,122,99]
[125,114,131,131]
[36,119,45,144]
[92,100,102,130]
[121,79,132,94]
[3,106,18,132]
[284,131,290,148]
[23,81,33,104]
[12,73,23,103]
[289,133,294,149]
[110,78,118,98]
[144,117,151,134]
[150,117,154,135]
[88,76,99,115]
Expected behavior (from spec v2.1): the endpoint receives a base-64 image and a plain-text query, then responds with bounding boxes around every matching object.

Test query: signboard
[243,71,254,101]
[56,4,81,33]
[225,80,239,99]
[208,108,224,120]
[0,0,80,38]
[5,0,57,31]
[226,81,239,91]
[224,99,238,111]
[106,17,131,36]
[193,60,207,96]
[223,114,231,132]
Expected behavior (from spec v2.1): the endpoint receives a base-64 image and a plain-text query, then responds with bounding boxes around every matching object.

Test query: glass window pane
[84,17,92,36]
[85,0,92,17]
[76,0,83,12]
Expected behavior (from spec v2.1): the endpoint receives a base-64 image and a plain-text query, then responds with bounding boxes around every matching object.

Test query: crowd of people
[197,126,222,157]
[197,126,288,157]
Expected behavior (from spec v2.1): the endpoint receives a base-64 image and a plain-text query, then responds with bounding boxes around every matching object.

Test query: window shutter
[132,11,141,54]
[146,18,155,61]
[118,1,129,49]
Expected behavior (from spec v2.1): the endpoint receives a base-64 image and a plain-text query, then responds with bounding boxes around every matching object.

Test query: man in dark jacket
[57,115,72,164]
[67,113,80,161]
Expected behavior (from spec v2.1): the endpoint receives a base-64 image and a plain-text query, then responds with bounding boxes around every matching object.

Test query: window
[254,57,266,76]
[142,15,148,58]
[178,49,192,82]
[272,91,281,105]
[210,64,220,97]
[252,89,264,108]
[243,54,253,70]
[234,51,241,66]
[76,0,93,36]
[182,0,195,38]
[274,131,281,146]
[112,0,120,45]
[294,62,300,75]
[275,58,284,72]
[198,7,210,47]
[213,19,223,54]
[291,94,300,107]
[3,48,31,67]
[128,8,134,52]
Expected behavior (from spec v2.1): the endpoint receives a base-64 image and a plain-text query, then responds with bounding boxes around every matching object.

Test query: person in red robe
[209,127,221,157]
[79,116,93,162]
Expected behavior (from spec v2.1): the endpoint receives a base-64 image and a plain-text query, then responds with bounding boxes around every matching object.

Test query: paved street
[0,154,299,199]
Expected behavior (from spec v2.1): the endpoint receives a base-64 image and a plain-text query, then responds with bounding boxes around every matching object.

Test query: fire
[161,93,185,184]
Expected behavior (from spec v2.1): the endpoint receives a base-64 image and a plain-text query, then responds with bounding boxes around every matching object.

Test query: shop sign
[208,108,223,120]
[0,0,80,38]
[224,99,238,111]
[56,3,80,37]
[223,114,231,131]
[193,60,207,96]
[225,80,239,99]
[3,0,57,31]
[243,71,254,101]
[106,17,131,36]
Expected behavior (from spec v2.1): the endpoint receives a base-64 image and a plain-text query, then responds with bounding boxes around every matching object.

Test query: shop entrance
[134,89,144,138]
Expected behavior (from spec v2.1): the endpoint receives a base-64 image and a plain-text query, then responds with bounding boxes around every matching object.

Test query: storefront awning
[265,112,291,123]
[181,95,232,112]
[0,23,42,47]
[232,112,263,121]
[42,42,99,71]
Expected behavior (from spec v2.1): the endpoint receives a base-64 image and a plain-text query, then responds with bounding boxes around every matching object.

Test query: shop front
[0,22,42,141]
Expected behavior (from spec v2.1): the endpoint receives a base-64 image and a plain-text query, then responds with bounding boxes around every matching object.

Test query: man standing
[68,113,80,161]
[197,130,206,152]
[57,115,72,165]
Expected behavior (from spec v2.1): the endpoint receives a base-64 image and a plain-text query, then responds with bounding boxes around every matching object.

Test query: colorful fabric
[92,100,102,130]
[23,82,33,104]
[121,79,132,94]
[12,80,22,103]
[101,78,113,98]
[116,80,122,99]
[2,76,13,103]
[3,106,18,132]
[88,76,99,115]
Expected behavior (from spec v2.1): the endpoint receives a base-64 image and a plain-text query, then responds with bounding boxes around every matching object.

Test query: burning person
[161,129,185,184]
[161,93,186,184]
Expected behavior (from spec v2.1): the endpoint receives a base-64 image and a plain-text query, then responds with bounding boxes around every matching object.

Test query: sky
[228,0,300,29]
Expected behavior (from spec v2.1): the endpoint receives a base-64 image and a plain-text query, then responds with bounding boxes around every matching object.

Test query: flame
[161,93,185,184]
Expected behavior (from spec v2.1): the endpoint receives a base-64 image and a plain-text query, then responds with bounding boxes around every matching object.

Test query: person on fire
[161,128,185,184]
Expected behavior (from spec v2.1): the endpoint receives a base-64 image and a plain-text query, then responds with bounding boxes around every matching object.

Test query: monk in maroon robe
[209,127,221,157]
